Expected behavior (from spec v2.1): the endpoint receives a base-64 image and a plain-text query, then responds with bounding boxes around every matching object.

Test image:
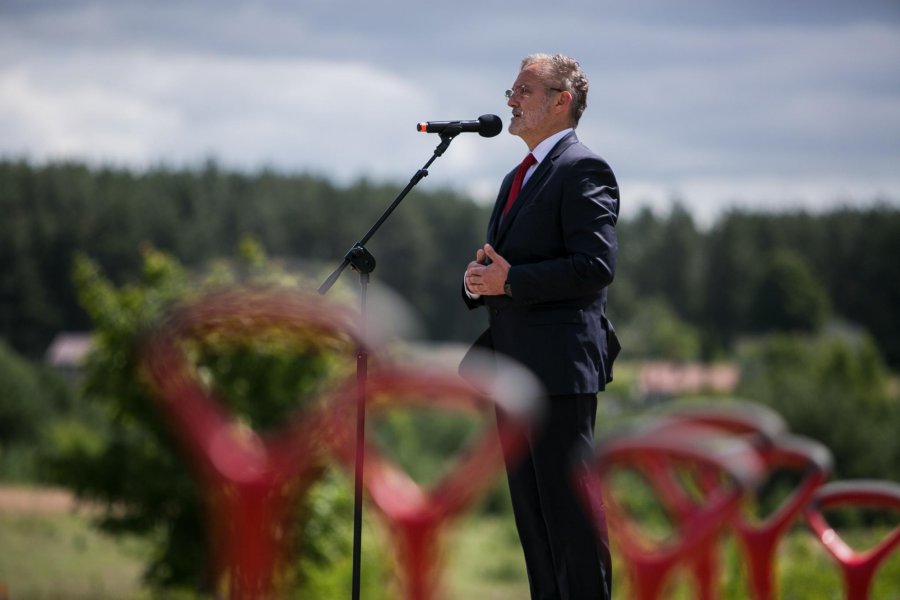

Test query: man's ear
[555,91,573,114]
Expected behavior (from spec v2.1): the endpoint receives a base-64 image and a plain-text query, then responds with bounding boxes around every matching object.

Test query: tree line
[2,158,900,368]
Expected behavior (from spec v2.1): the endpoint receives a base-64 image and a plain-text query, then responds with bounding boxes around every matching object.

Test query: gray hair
[521,53,589,127]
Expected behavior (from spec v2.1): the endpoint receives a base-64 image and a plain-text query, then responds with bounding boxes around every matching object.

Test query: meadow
[2,487,898,599]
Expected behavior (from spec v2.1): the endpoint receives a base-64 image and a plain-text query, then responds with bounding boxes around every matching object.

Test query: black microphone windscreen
[478,114,503,138]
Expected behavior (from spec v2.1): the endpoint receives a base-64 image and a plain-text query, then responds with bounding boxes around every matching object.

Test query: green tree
[747,249,830,333]
[817,207,900,367]
[618,203,704,322]
[699,212,767,353]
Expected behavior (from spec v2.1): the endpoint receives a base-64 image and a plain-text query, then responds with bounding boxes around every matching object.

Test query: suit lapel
[492,132,579,246]
[488,169,515,244]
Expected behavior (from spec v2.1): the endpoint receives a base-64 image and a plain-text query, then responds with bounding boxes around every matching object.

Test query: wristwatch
[504,281,512,297]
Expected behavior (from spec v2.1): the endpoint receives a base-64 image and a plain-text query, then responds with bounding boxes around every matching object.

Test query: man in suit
[462,53,620,600]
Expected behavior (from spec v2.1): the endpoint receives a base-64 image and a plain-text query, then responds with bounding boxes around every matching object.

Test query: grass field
[0,511,146,599]
[2,487,899,599]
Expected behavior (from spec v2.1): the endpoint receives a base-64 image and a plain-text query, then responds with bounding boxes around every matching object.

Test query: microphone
[417,114,503,138]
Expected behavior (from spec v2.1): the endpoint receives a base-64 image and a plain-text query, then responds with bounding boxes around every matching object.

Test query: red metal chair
[805,480,900,600]
[577,425,765,600]
[142,288,542,599]
[141,288,366,599]
[654,403,832,600]
[625,402,786,599]
[325,364,539,600]
[731,434,832,600]
[653,400,788,445]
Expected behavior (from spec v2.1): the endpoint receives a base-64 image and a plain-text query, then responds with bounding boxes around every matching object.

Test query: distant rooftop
[45,332,93,368]
[637,361,740,397]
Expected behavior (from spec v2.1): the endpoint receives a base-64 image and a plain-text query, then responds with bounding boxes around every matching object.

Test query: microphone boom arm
[317,130,457,292]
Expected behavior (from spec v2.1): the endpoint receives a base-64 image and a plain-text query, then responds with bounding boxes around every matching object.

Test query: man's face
[506,64,558,146]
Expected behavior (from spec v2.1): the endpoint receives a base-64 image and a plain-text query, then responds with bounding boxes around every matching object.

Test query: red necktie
[502,153,537,218]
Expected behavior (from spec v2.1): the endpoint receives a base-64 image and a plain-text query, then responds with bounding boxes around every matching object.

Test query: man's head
[506,53,589,148]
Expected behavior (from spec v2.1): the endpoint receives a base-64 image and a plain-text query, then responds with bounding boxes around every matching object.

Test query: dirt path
[0,485,84,515]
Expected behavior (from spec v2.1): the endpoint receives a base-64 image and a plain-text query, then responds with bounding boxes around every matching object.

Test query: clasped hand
[465,244,510,296]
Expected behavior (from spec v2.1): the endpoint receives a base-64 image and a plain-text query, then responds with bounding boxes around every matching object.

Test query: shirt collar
[530,128,573,165]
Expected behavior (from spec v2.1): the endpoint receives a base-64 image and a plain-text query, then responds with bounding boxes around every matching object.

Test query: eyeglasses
[504,84,565,100]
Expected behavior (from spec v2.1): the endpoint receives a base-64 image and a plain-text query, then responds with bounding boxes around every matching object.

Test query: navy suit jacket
[463,131,620,395]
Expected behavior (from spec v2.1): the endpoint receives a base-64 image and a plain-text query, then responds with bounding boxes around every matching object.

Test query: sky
[2,0,899,225]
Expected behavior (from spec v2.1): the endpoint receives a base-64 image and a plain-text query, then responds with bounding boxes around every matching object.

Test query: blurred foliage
[0,341,51,445]
[617,297,702,361]
[613,203,900,366]
[371,408,481,487]
[736,331,900,482]
[369,406,513,514]
[39,242,389,596]
[0,340,73,481]
[748,249,830,334]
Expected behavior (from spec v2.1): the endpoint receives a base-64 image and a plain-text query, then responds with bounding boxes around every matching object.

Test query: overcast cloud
[2,0,899,224]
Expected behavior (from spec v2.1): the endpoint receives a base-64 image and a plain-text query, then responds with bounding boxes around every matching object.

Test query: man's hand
[465,244,510,296]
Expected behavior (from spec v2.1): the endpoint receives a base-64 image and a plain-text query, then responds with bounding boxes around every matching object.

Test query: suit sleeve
[505,155,618,303]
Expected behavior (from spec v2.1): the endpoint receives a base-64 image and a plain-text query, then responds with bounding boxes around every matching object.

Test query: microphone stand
[317,128,462,600]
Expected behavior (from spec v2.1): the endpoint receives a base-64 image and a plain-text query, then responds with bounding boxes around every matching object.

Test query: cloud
[0,51,438,171]
[575,18,900,223]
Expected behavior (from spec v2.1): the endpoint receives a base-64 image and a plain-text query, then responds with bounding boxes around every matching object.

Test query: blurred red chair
[632,402,787,599]
[731,434,832,600]
[577,425,765,600]
[325,365,538,600]
[654,403,832,600]
[142,289,365,599]
[654,401,788,445]
[804,480,900,600]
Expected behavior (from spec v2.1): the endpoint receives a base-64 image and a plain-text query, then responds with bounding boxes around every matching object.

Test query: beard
[508,99,552,137]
